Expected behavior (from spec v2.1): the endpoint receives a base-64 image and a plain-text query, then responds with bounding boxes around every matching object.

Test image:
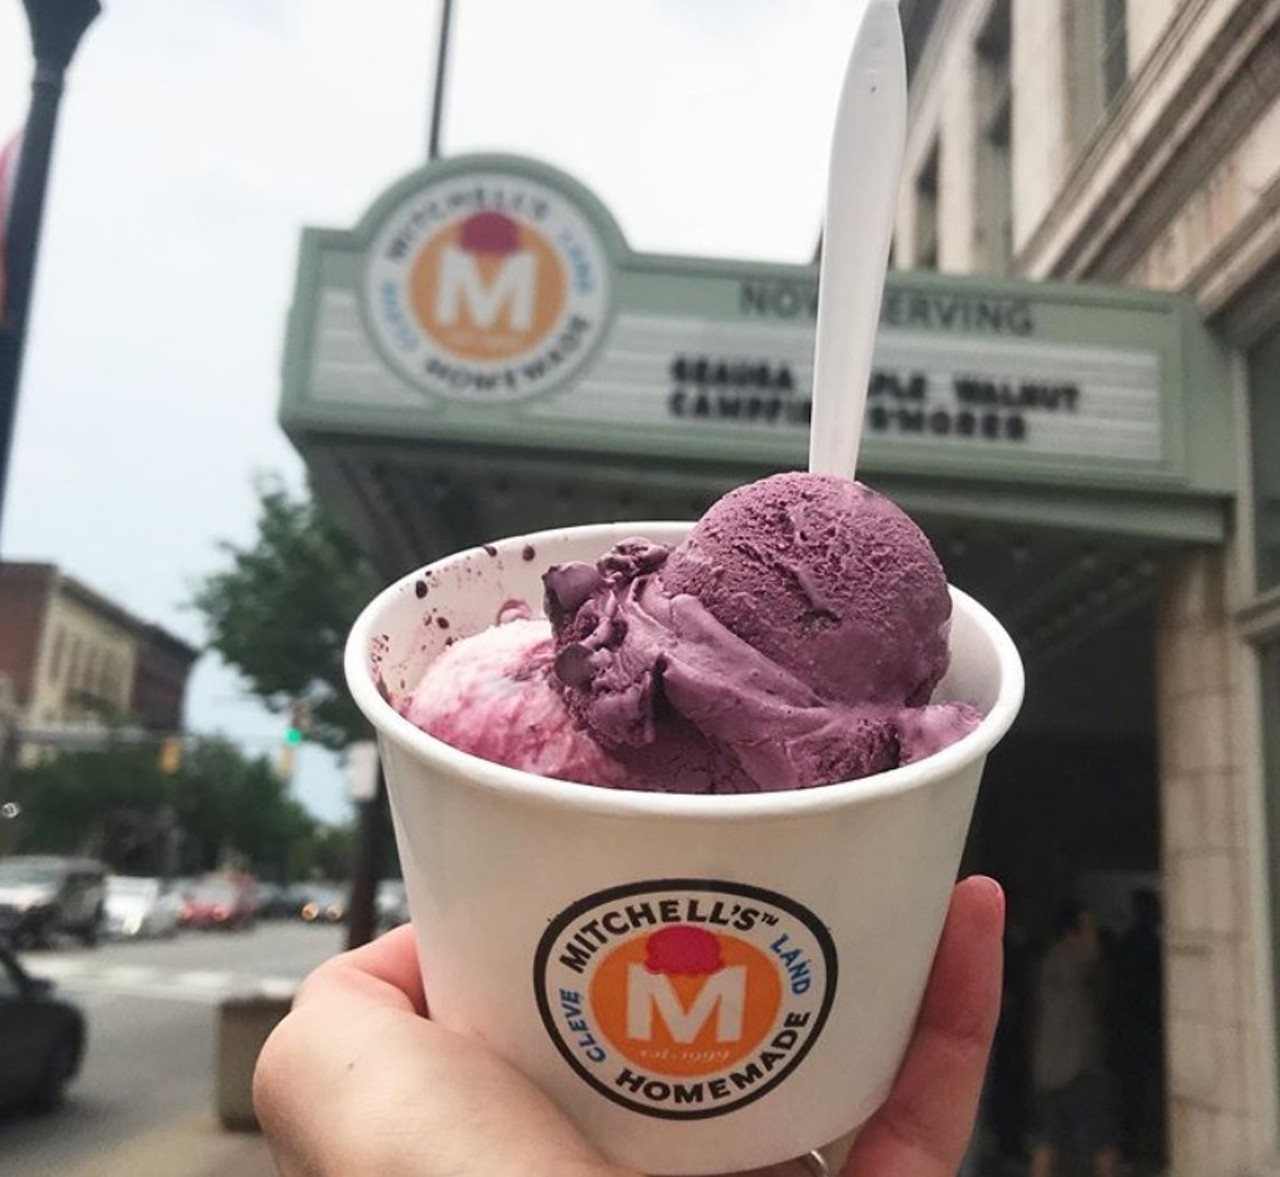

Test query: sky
[0,0,869,824]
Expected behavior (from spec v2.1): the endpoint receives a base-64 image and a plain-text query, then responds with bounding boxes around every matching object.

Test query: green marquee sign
[280,153,1232,499]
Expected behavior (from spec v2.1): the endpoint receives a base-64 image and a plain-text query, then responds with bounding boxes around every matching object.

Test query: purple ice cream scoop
[663,472,952,706]
[542,473,979,792]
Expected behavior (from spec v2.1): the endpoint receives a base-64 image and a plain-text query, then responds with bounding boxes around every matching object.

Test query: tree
[191,475,373,749]
[312,823,358,882]
[193,475,388,947]
[10,742,166,860]
[171,737,319,878]
[9,736,328,878]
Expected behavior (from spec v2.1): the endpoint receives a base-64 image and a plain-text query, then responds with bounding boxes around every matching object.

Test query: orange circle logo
[364,171,610,402]
[535,881,836,1120]
[590,925,782,1077]
[409,211,567,361]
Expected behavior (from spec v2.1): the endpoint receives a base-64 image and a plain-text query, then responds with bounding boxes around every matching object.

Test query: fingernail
[979,875,1005,922]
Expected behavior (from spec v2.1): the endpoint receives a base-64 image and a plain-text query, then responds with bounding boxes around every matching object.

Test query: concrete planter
[216,989,294,1131]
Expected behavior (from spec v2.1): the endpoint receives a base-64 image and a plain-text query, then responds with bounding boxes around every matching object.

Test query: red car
[178,876,255,931]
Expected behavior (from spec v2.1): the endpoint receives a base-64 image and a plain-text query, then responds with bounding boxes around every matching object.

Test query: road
[0,922,344,1177]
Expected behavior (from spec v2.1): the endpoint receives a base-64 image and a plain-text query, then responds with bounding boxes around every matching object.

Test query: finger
[256,925,631,1177]
[294,922,427,1016]
[840,875,1004,1177]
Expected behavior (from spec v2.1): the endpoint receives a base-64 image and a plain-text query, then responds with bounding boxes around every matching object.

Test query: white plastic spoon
[808,0,908,479]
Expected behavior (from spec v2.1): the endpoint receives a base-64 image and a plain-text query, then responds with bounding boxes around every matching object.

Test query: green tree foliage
[169,738,319,878]
[9,737,339,880]
[312,823,358,882]
[10,743,165,858]
[191,476,372,750]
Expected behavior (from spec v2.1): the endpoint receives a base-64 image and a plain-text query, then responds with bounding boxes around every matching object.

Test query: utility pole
[427,0,453,161]
[345,1,456,951]
[0,0,101,553]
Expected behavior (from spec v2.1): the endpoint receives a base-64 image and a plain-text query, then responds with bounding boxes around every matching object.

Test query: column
[1157,547,1272,1173]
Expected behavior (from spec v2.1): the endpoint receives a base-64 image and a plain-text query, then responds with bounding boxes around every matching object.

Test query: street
[0,922,343,1177]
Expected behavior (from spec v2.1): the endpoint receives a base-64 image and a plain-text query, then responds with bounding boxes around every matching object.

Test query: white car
[103,876,182,939]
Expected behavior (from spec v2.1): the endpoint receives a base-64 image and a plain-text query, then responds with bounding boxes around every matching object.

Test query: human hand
[254,875,1003,1177]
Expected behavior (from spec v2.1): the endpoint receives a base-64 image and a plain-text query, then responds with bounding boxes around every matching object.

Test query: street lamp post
[0,0,101,552]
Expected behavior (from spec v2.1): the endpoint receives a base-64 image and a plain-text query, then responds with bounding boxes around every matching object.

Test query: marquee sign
[281,153,1231,496]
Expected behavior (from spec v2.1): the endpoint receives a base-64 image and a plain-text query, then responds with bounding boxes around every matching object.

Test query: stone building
[895,2,1280,1172]
[0,562,199,760]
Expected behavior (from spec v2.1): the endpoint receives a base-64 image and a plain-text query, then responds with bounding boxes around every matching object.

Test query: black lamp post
[0,0,101,553]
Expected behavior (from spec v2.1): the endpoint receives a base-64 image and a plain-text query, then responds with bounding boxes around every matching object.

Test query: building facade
[130,623,201,735]
[897,2,1280,1173]
[0,673,15,770]
[0,563,199,759]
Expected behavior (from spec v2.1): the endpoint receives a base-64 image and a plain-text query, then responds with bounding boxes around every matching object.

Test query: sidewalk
[61,1116,278,1177]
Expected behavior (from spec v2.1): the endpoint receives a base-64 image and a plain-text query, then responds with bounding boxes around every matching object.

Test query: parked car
[178,875,256,931]
[0,943,86,1110]
[0,856,106,948]
[103,876,182,940]
[253,882,308,920]
[252,882,285,920]
[300,885,348,925]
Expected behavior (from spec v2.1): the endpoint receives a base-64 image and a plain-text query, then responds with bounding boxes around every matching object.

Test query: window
[49,627,65,682]
[1067,0,1129,150]
[1250,327,1280,594]
[914,140,940,270]
[95,651,114,701]
[1101,0,1128,107]
[974,0,1013,271]
[84,647,100,697]
[68,638,84,692]
[102,654,119,704]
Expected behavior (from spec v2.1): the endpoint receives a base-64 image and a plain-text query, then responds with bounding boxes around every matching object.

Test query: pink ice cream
[402,473,980,793]
[404,615,629,787]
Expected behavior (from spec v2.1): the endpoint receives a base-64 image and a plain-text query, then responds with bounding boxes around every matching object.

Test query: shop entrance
[946,527,1166,1175]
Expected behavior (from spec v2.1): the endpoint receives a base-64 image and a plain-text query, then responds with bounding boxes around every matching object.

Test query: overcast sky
[0,0,866,823]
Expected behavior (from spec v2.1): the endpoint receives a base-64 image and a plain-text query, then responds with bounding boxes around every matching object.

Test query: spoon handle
[808,0,907,479]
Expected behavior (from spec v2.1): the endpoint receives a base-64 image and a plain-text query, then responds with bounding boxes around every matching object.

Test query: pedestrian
[1111,887,1165,1168]
[988,912,1034,1164]
[1029,901,1121,1177]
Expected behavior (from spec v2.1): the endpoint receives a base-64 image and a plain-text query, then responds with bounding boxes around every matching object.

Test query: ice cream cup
[344,521,1024,1176]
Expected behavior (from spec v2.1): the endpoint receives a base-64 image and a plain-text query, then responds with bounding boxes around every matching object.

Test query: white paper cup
[345,522,1024,1176]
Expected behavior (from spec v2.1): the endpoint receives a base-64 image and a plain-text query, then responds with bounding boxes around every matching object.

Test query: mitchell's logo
[534,880,837,1120]
[364,170,610,401]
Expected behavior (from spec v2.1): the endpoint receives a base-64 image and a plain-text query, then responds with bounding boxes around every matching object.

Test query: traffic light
[278,700,310,779]
[159,736,183,775]
[285,699,311,746]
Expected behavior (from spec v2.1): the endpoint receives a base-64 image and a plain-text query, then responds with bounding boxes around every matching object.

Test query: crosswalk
[21,956,302,1005]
